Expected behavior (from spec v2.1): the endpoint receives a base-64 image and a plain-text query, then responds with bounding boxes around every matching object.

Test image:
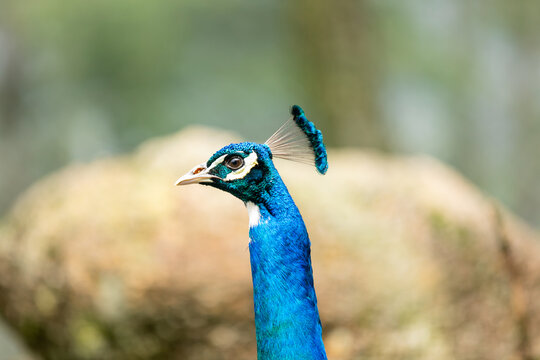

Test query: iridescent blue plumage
[175,106,328,360]
[248,162,327,359]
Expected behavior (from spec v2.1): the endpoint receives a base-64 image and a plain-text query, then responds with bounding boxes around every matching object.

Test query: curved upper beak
[175,163,216,186]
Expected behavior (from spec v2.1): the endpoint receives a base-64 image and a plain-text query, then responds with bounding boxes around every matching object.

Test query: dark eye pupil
[226,156,244,170]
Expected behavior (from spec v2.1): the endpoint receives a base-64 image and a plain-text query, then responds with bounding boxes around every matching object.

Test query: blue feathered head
[175,105,327,202]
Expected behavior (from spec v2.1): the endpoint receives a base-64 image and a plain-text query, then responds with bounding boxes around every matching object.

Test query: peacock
[175,105,328,360]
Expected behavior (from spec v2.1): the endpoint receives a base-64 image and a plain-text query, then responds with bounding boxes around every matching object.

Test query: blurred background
[1,0,539,226]
[1,0,540,359]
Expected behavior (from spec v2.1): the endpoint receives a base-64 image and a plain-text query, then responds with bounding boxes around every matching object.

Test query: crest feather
[265,105,328,174]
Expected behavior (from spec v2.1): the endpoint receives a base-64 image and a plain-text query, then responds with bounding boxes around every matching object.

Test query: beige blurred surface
[0,127,539,360]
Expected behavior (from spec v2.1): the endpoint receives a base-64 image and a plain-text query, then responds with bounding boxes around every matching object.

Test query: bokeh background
[1,0,540,226]
[1,1,539,359]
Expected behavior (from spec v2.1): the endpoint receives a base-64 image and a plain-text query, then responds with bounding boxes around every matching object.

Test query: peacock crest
[265,105,328,175]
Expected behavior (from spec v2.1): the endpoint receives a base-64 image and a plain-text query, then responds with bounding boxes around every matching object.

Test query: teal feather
[290,105,328,175]
[265,105,328,175]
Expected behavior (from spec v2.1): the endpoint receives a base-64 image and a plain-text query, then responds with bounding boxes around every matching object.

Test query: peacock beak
[175,163,216,186]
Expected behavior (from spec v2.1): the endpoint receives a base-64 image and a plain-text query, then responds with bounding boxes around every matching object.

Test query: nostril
[192,167,204,175]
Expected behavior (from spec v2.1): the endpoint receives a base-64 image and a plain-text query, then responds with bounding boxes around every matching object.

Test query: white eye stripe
[207,155,227,171]
[224,152,258,181]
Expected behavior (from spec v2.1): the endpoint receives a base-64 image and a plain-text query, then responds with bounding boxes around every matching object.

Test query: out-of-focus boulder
[0,127,539,360]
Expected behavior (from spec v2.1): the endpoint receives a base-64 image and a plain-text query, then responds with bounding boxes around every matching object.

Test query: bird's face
[176,142,275,203]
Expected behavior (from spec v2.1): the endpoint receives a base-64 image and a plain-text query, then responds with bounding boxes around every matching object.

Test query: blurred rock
[0,127,539,360]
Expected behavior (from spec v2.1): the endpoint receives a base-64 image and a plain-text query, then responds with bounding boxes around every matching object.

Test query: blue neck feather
[248,171,327,360]
[183,105,328,358]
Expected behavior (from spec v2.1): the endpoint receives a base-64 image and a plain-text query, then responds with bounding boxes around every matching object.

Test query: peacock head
[175,141,276,203]
[175,105,328,203]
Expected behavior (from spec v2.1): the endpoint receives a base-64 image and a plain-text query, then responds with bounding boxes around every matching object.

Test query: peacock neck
[247,176,327,360]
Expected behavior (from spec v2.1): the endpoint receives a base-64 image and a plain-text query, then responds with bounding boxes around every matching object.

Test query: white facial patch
[224,152,259,181]
[206,154,227,172]
[246,201,261,227]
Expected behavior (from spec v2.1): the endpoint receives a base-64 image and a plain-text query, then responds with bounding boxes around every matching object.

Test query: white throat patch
[246,201,261,228]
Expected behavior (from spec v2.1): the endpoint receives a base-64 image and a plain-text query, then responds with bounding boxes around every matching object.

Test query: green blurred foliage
[0,0,539,226]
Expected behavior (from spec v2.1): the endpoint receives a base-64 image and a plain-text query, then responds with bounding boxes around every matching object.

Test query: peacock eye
[224,155,244,170]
